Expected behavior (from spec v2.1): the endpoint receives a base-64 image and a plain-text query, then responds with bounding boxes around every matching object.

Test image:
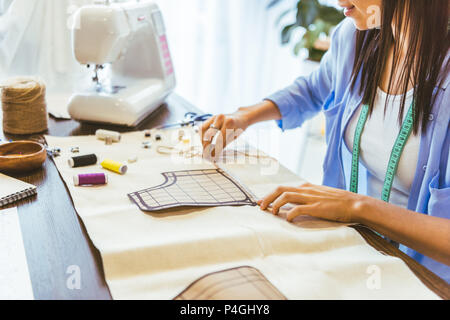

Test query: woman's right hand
[201,110,250,159]
[200,100,282,160]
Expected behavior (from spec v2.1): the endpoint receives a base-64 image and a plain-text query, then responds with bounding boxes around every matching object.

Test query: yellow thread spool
[101,159,128,175]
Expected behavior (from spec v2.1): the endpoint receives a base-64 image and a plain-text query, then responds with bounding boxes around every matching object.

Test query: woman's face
[338,0,383,30]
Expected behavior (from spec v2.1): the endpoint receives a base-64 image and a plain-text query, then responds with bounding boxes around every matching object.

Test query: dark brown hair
[351,0,449,134]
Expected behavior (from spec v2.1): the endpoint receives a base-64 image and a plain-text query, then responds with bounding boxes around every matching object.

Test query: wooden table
[1,94,449,299]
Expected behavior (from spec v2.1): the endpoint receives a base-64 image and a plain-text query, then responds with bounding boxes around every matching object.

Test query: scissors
[156,112,213,130]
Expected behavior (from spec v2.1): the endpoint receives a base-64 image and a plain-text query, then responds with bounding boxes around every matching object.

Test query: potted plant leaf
[268,0,345,61]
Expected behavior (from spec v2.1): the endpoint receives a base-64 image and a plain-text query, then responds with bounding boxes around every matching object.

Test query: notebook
[0,173,37,207]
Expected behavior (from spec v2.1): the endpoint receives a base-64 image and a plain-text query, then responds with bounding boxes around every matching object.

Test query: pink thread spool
[73,173,108,186]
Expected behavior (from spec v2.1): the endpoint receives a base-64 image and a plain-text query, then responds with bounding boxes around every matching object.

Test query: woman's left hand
[258,183,366,223]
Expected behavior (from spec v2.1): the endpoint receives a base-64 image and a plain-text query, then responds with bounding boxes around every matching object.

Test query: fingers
[202,114,224,147]
[201,116,215,147]
[214,117,240,158]
[202,115,225,160]
[201,114,244,160]
[259,186,301,211]
[258,194,317,222]
[286,205,316,222]
[220,117,235,149]
[271,192,305,215]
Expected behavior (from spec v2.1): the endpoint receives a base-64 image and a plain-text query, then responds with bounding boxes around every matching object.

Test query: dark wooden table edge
[353,225,450,299]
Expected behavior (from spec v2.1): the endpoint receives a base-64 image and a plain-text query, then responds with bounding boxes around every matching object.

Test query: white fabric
[45,129,439,300]
[345,88,419,208]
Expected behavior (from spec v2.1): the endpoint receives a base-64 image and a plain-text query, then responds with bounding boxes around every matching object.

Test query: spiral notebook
[0,173,37,207]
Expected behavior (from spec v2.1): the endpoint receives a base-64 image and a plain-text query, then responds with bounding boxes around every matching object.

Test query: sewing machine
[68,0,176,126]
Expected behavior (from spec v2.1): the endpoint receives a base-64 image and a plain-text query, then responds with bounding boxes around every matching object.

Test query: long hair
[351,0,449,134]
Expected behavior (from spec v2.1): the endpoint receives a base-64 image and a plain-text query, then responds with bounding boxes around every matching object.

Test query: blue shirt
[266,18,450,283]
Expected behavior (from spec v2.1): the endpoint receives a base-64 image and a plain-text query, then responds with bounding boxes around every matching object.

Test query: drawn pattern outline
[128,169,257,212]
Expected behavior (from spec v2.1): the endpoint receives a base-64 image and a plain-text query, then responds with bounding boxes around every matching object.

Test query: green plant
[268,0,345,61]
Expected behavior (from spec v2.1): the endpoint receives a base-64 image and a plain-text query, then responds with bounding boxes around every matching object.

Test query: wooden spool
[0,141,47,173]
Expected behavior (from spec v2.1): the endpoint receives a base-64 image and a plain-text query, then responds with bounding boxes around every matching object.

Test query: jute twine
[1,77,48,134]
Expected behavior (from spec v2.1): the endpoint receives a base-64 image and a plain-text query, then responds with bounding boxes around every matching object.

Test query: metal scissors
[156,112,213,130]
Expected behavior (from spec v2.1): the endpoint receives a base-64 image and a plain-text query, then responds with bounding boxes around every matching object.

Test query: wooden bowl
[0,141,47,173]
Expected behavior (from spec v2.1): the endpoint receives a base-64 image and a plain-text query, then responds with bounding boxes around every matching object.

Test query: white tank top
[345,88,420,208]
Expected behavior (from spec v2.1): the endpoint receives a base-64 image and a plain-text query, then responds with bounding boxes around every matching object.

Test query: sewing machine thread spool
[95,129,121,143]
[74,173,108,186]
[68,154,98,168]
[101,159,128,175]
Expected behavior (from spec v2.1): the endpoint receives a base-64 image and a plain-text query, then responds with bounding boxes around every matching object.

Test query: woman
[202,0,450,282]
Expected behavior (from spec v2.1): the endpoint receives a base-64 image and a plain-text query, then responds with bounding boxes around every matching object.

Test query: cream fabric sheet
[45,130,439,300]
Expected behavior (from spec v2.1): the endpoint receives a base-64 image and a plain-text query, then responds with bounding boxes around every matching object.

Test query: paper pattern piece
[174,266,287,300]
[0,208,34,300]
[128,168,257,211]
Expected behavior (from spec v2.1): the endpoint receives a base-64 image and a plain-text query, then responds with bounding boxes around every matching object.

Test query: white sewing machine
[68,0,176,126]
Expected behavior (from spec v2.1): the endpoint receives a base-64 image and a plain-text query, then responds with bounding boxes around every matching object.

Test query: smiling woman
[202,0,450,283]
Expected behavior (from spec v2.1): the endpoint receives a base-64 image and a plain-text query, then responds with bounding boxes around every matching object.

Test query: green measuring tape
[350,102,415,203]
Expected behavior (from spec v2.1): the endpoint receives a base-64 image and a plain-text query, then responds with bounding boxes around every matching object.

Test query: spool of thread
[74,173,108,186]
[68,154,98,168]
[1,77,48,134]
[96,129,121,143]
[101,159,128,174]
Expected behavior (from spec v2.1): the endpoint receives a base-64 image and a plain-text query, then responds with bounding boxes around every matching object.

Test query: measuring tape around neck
[350,101,415,203]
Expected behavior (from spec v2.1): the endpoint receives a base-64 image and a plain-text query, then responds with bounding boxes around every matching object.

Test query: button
[423,165,427,171]
[128,156,138,164]
[428,114,434,121]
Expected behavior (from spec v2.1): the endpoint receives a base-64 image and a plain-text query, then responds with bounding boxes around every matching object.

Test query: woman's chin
[350,18,377,31]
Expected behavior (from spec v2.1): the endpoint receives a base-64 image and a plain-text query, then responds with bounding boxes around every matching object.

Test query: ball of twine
[1,77,48,135]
